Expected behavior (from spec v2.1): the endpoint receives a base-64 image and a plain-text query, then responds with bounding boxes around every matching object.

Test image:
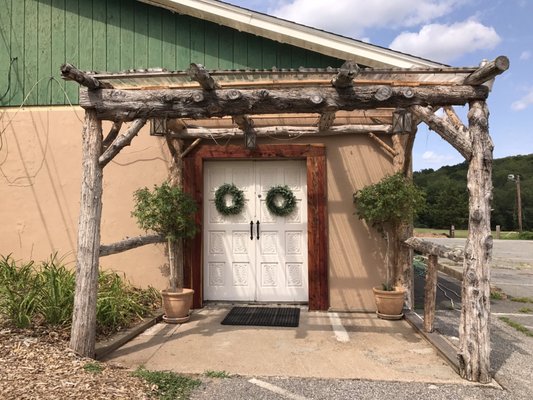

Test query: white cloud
[270,0,462,37]
[520,51,531,60]
[389,20,501,63]
[422,150,454,164]
[511,88,533,111]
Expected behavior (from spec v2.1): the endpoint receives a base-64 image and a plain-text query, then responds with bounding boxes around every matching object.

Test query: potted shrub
[353,173,425,319]
[132,182,198,323]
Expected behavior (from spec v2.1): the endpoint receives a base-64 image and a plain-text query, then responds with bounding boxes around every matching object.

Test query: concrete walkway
[104,305,472,384]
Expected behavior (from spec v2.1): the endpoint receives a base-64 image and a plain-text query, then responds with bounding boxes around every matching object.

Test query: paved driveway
[426,238,533,298]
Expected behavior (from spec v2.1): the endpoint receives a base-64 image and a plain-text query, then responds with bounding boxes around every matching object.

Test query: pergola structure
[61,56,509,383]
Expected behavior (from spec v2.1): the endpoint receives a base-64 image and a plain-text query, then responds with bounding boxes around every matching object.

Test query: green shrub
[0,255,40,328]
[96,270,161,335]
[518,231,533,240]
[36,255,75,326]
[0,255,161,335]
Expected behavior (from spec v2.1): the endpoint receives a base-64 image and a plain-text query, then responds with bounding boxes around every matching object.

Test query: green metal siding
[0,0,342,107]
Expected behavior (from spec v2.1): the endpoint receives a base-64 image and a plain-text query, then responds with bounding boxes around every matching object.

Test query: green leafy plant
[133,366,201,400]
[0,255,160,334]
[518,307,533,314]
[96,270,161,335]
[36,254,75,325]
[0,255,40,328]
[204,369,231,378]
[84,362,104,374]
[132,182,198,291]
[354,173,425,289]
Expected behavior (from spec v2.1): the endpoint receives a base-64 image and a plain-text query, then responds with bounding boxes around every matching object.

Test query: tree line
[413,154,532,231]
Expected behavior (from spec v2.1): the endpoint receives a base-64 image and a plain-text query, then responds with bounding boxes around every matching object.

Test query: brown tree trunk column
[459,100,493,383]
[70,110,103,357]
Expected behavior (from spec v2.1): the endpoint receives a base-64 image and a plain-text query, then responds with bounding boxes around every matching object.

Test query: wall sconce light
[150,118,167,136]
[392,108,413,134]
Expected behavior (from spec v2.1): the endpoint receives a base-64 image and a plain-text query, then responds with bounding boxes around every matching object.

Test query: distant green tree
[414,154,532,231]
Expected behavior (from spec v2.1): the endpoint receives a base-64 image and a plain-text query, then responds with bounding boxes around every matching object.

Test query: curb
[404,310,460,374]
[95,312,164,360]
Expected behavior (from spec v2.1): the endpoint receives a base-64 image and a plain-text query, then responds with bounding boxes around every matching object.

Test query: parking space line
[328,312,350,343]
[248,378,308,400]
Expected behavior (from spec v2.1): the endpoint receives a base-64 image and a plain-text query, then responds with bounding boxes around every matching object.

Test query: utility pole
[508,174,523,233]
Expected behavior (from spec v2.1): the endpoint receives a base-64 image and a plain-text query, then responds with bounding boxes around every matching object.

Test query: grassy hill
[413,154,532,231]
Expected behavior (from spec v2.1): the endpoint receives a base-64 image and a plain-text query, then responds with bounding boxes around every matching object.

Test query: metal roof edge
[138,0,448,69]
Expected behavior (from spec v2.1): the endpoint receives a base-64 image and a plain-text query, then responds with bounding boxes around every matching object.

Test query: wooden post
[165,135,185,291]
[458,100,493,383]
[424,255,438,332]
[70,110,103,358]
[496,225,500,239]
[450,225,455,238]
[392,125,416,309]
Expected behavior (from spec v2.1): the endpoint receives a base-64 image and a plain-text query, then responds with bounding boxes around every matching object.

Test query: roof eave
[138,0,447,69]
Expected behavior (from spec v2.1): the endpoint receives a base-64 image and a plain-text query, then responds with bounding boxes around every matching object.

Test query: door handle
[250,221,254,240]
[256,220,260,240]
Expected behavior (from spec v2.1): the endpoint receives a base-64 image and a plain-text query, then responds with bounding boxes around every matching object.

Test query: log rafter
[187,63,220,90]
[60,63,111,90]
[411,105,472,159]
[463,56,509,85]
[331,60,360,88]
[169,124,392,139]
[80,85,489,122]
[99,118,147,167]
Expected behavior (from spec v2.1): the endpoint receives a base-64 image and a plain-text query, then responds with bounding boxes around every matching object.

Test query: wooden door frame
[182,144,328,310]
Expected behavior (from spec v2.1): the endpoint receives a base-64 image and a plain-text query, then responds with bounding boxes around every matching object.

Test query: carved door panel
[203,160,308,302]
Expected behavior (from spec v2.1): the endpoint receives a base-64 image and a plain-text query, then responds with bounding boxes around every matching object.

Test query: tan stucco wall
[0,108,393,311]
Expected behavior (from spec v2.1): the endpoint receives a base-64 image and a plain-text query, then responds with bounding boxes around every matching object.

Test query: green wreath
[214,183,245,216]
[266,185,297,217]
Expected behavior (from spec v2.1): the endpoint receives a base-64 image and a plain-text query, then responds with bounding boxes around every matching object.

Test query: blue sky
[224,0,532,171]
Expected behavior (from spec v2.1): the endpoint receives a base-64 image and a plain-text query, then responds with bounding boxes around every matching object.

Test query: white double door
[203,160,308,302]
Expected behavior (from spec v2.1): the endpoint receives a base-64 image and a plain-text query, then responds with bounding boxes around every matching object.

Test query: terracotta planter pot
[161,288,194,323]
[372,287,406,320]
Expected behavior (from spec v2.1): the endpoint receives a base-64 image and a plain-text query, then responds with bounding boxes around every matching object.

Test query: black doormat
[221,307,300,327]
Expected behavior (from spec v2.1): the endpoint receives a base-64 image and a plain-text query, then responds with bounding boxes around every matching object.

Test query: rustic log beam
[459,100,493,384]
[79,85,489,121]
[102,121,122,150]
[443,106,466,132]
[233,115,255,131]
[404,237,465,262]
[99,234,166,257]
[402,129,417,177]
[187,63,220,91]
[69,110,103,358]
[463,56,509,85]
[99,118,147,167]
[331,60,360,88]
[317,112,336,131]
[180,138,202,158]
[60,63,110,90]
[170,124,392,139]
[411,105,472,160]
[424,255,438,333]
[367,132,396,158]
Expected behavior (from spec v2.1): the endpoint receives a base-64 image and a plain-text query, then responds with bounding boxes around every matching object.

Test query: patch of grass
[499,317,533,337]
[511,297,533,304]
[518,307,533,314]
[84,362,104,374]
[490,288,507,300]
[133,366,201,400]
[204,369,231,379]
